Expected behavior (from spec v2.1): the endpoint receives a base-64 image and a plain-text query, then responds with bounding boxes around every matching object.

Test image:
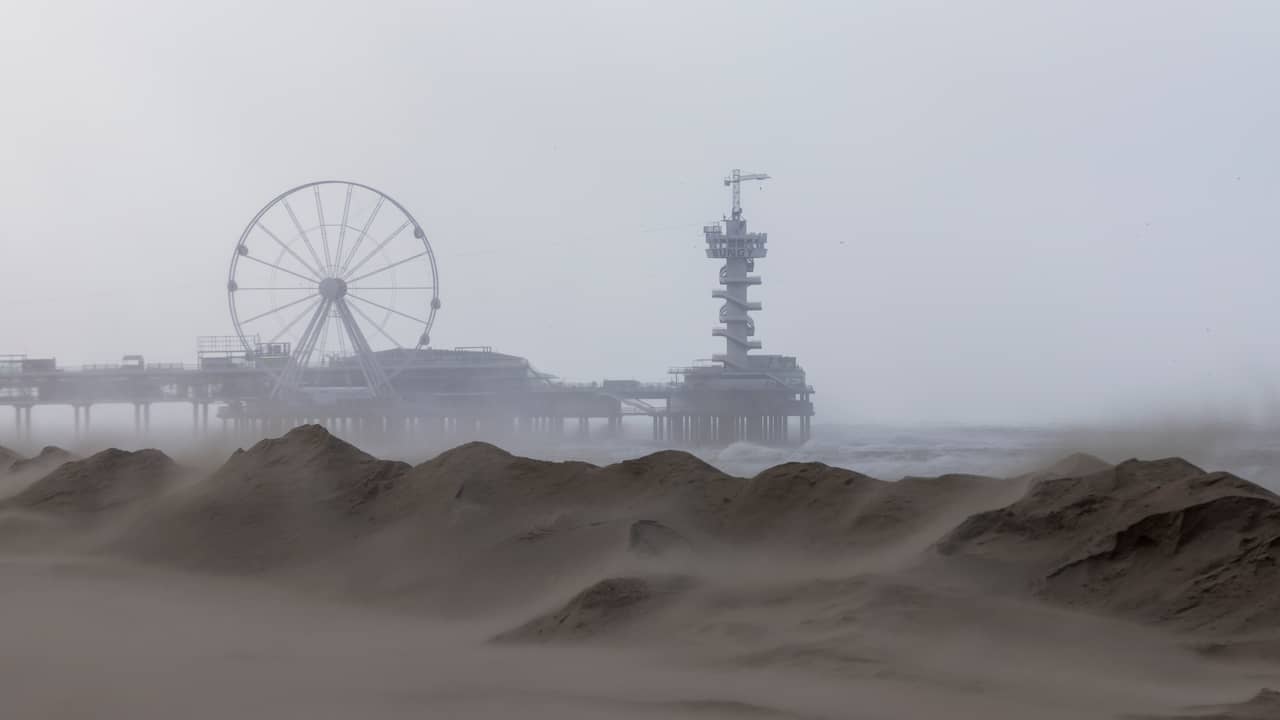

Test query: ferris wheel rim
[226,180,440,367]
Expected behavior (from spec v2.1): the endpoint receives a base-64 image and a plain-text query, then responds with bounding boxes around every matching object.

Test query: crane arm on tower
[723,169,770,220]
[724,173,771,185]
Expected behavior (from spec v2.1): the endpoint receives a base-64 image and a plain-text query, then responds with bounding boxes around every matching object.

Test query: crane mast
[724,169,770,220]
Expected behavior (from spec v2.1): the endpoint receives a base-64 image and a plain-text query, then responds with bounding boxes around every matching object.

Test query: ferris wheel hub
[318,277,348,300]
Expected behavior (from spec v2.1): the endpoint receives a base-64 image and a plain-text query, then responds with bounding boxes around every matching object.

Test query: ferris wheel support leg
[332,298,396,401]
[271,298,331,399]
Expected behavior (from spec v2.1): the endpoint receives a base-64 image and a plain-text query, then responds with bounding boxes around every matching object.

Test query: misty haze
[2,2,1280,719]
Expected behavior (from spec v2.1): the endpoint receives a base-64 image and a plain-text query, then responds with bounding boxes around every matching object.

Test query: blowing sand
[1,425,1278,719]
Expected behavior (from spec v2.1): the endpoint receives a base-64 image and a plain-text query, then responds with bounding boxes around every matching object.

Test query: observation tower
[705,170,770,369]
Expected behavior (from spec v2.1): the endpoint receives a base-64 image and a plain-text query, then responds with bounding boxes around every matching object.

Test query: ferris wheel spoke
[347,285,434,291]
[233,286,315,291]
[271,299,327,397]
[345,297,404,349]
[344,220,411,278]
[340,196,385,272]
[346,251,429,285]
[297,299,332,361]
[238,292,319,325]
[313,186,332,269]
[281,196,328,274]
[269,296,322,343]
[336,311,350,356]
[241,254,322,285]
[255,222,323,279]
[333,299,393,395]
[346,292,429,325]
[334,184,353,273]
[317,306,332,357]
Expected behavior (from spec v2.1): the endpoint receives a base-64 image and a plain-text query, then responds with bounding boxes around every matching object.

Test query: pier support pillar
[14,406,32,444]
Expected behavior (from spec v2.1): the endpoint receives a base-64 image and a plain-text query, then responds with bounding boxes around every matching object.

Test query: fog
[2,1,1279,425]
[10,9,1280,717]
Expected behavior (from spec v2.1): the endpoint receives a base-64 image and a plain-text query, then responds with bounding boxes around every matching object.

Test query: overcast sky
[1,1,1277,425]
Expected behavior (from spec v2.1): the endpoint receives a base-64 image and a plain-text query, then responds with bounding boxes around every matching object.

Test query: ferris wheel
[227,181,439,397]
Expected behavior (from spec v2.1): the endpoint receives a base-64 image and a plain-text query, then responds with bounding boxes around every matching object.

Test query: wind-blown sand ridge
[1,424,1277,719]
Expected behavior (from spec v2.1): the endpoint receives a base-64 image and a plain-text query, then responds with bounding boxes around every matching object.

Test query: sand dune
[0,444,20,472]
[0,444,75,499]
[939,457,1280,630]
[2,424,1278,718]
[496,575,696,642]
[7,445,75,476]
[109,426,411,571]
[629,519,692,556]
[1137,688,1280,719]
[3,448,179,513]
